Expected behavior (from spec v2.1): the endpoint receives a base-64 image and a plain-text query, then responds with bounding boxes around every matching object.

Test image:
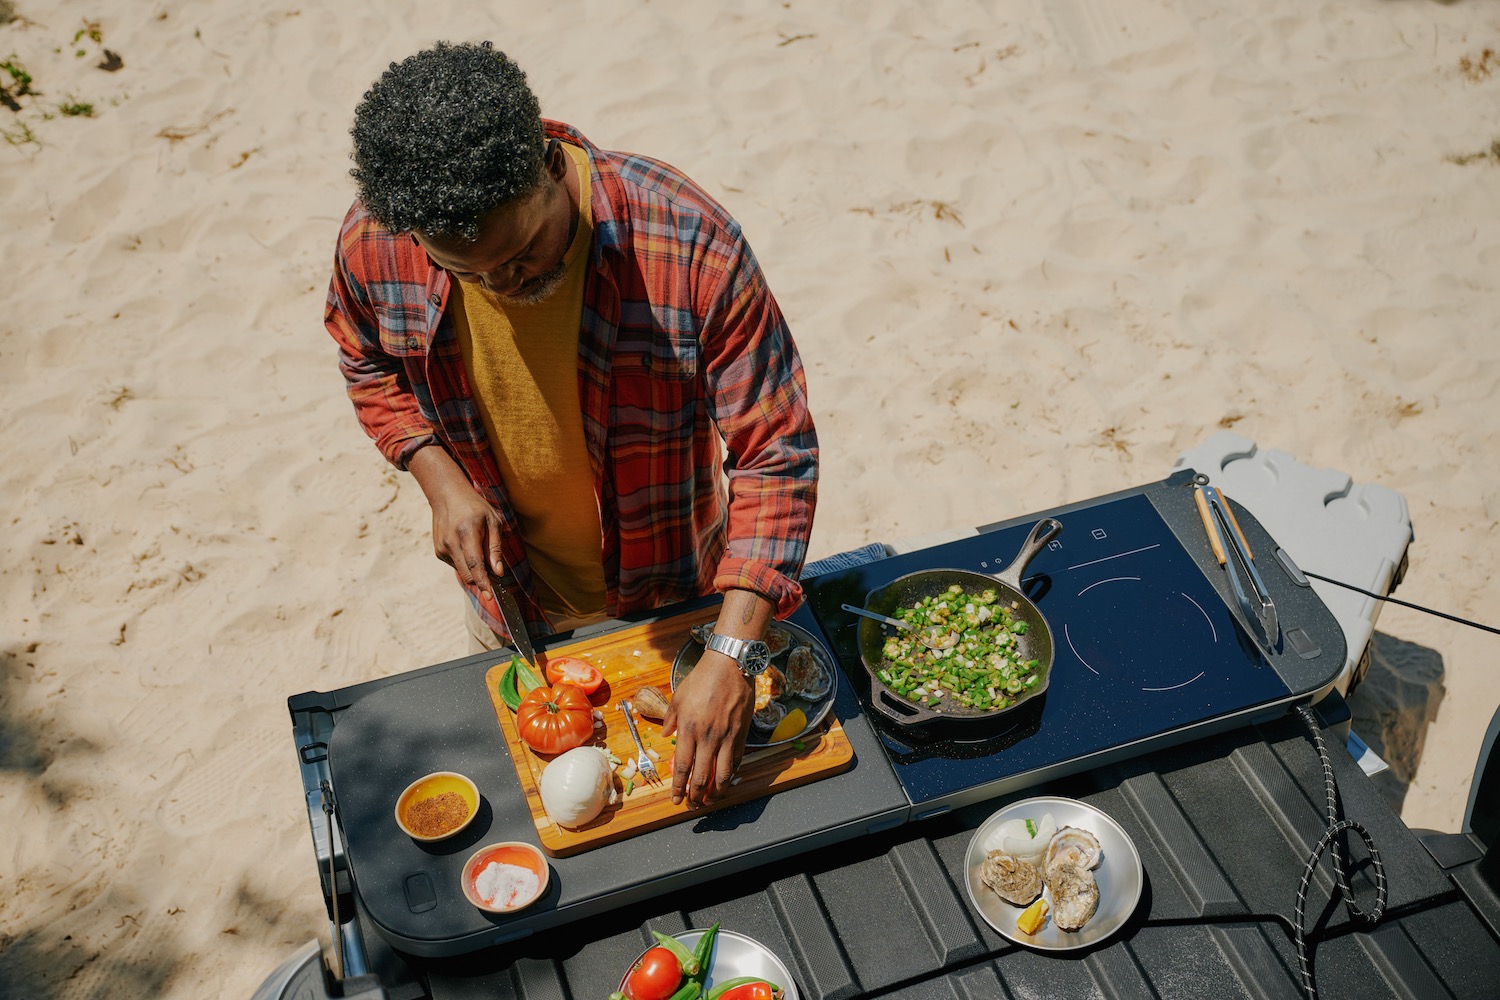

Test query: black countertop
[315,601,911,957]
[352,707,1493,1000]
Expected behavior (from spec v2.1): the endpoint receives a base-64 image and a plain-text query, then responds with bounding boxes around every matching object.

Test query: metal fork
[618,700,662,785]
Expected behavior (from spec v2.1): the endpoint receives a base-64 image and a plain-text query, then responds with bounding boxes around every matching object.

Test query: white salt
[473,861,539,909]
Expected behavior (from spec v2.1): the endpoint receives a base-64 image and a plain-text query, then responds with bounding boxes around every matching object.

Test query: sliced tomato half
[543,656,605,695]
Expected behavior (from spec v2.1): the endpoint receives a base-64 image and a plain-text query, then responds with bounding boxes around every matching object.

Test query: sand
[2,0,1497,995]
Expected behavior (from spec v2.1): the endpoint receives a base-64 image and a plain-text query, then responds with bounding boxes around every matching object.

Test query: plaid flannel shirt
[324,121,818,637]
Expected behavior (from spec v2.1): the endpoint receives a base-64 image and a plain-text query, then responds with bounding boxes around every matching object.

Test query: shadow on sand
[1345,630,1447,817]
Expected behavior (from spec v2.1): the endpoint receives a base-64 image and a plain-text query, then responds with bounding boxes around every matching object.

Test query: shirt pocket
[610,333,701,435]
[373,300,430,357]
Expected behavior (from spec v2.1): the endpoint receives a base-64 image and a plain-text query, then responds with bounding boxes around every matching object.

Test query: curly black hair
[350,41,546,238]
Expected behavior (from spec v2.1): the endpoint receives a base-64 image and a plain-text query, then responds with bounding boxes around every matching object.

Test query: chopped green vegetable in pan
[880,584,1043,712]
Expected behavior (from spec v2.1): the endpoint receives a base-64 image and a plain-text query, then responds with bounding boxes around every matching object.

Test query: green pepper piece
[497,661,522,711]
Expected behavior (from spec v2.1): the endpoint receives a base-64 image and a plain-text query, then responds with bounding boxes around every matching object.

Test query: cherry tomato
[543,656,605,695]
[624,946,681,1000]
[719,983,779,1000]
[515,684,594,755]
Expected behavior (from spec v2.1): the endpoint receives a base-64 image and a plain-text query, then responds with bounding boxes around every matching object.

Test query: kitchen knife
[491,573,541,670]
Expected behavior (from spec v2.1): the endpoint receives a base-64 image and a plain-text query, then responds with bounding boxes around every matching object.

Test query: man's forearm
[713,588,776,642]
[407,442,471,507]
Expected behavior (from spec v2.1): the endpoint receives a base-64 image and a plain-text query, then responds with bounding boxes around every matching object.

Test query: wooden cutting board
[483,605,855,857]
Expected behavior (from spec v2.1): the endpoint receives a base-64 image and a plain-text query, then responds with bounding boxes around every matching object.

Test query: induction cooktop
[803,472,1346,813]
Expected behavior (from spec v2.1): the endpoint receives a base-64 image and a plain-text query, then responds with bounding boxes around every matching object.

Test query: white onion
[983,812,1056,863]
[539,746,615,828]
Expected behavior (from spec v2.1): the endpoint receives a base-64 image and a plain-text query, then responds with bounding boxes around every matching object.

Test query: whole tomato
[623,946,681,1000]
[515,684,594,755]
[543,655,605,695]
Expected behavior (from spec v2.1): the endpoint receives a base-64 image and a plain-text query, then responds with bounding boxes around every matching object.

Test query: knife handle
[1194,487,1227,565]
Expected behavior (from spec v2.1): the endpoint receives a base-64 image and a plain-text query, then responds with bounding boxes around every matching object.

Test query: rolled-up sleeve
[323,210,439,470]
[700,233,819,619]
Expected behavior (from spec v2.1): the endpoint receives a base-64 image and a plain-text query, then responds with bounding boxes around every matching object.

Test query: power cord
[1292,704,1388,1000]
[1302,570,1500,636]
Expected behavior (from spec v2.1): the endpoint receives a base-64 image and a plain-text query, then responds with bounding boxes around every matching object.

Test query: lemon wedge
[770,707,807,743]
[1016,897,1049,935]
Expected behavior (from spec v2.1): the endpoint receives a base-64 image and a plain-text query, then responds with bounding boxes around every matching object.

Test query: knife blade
[491,573,540,670]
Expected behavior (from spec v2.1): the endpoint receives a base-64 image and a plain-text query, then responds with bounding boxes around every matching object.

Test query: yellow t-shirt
[451,142,606,622]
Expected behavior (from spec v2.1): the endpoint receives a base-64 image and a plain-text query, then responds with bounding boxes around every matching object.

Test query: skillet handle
[993,517,1063,592]
[870,676,944,726]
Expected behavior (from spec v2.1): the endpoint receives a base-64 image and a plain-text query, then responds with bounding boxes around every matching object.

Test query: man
[323,42,818,807]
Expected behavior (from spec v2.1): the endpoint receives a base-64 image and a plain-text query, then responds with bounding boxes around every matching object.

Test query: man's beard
[499,257,568,306]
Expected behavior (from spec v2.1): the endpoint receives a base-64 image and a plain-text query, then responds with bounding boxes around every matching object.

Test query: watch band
[704,630,771,676]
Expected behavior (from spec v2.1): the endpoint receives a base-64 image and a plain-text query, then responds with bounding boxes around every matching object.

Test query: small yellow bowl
[461,841,549,914]
[394,771,479,842]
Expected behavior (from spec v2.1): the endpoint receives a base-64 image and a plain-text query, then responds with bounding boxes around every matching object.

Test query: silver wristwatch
[703,631,772,677]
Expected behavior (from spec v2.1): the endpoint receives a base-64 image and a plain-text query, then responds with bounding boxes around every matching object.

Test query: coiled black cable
[1293,704,1388,1000]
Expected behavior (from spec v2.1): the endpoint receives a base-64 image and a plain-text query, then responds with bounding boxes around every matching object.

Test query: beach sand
[2,0,1497,994]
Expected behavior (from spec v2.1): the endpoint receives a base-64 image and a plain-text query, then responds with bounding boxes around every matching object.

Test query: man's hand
[408,444,505,601]
[663,588,775,807]
[662,651,754,807]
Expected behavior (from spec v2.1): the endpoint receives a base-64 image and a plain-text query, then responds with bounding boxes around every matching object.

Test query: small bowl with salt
[394,771,480,843]
[461,841,549,914]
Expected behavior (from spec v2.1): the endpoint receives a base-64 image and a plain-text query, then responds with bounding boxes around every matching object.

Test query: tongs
[1193,479,1279,651]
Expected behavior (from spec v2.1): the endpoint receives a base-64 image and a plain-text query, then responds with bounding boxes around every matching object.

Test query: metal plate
[671,620,838,749]
[620,928,800,999]
[963,796,1143,951]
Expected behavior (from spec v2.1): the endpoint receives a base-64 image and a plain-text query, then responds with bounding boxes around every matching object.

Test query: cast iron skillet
[853,518,1063,729]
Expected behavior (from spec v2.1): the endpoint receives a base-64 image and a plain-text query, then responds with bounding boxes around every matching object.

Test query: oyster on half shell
[1044,860,1100,931]
[1045,825,1103,871]
[980,850,1043,906]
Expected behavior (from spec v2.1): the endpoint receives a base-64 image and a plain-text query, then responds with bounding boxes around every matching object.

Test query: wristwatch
[703,631,772,678]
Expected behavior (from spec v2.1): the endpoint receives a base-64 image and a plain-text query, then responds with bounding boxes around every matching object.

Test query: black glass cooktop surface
[804,490,1293,809]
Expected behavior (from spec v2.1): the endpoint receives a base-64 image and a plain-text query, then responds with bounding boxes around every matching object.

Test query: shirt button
[428,293,441,305]
[406,338,417,349]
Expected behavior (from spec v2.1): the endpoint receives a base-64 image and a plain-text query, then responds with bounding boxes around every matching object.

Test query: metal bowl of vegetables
[851,518,1061,730]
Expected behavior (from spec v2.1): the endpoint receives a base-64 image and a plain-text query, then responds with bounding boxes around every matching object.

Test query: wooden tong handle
[1195,485,1255,564]
[1194,487,1227,565]
[1220,499,1253,559]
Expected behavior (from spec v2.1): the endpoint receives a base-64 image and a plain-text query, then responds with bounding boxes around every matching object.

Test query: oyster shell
[1045,825,1103,871]
[980,850,1043,906]
[785,645,831,700]
[632,685,670,722]
[754,663,787,711]
[766,626,793,656]
[1044,860,1099,931]
[751,697,787,731]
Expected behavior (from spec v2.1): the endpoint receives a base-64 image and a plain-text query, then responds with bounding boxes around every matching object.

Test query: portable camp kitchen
[269,441,1500,999]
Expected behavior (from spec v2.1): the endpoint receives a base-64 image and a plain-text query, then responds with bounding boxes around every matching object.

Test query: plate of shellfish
[674,620,838,749]
[963,796,1143,951]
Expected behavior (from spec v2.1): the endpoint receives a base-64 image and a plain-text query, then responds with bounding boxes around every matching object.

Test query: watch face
[742,640,771,675]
